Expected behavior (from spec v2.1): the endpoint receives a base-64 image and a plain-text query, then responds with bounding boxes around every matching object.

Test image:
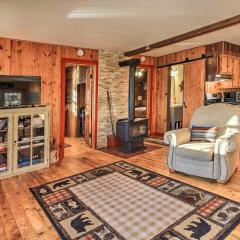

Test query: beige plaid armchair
[164,104,240,183]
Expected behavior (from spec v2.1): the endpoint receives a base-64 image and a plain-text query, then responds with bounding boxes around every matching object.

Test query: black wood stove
[116,59,148,153]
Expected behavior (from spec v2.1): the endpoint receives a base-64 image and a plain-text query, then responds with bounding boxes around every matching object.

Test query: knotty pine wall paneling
[132,55,156,66]
[182,60,205,128]
[0,37,98,147]
[52,45,62,146]
[151,67,169,135]
[0,38,11,74]
[41,44,53,105]
[157,46,206,67]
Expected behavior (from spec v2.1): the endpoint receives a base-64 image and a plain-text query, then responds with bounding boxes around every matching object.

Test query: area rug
[30,161,240,240]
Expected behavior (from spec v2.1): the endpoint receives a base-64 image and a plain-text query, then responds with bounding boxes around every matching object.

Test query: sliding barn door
[183,60,205,128]
[152,67,169,135]
[85,67,93,146]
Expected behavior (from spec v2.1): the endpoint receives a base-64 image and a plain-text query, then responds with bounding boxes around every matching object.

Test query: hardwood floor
[0,137,239,240]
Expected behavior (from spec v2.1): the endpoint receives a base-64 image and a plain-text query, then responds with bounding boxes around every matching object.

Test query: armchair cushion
[176,142,215,162]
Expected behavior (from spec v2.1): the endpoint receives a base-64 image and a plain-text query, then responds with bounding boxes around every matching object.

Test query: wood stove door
[85,67,93,147]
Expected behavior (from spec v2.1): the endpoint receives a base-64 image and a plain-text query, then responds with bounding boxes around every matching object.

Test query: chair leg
[169,169,176,173]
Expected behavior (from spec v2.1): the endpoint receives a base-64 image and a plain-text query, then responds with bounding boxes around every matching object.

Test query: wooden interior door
[85,67,92,146]
[152,67,169,135]
[183,60,205,128]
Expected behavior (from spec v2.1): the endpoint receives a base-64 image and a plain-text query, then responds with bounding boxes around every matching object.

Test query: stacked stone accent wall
[97,50,129,148]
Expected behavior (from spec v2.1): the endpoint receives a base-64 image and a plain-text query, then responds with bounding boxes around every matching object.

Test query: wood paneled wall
[157,41,240,68]
[0,37,98,146]
[152,41,240,136]
[132,55,156,66]
[157,46,206,67]
[182,60,205,128]
[151,67,169,135]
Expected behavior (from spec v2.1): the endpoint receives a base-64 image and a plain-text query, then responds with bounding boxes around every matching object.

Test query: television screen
[0,76,41,107]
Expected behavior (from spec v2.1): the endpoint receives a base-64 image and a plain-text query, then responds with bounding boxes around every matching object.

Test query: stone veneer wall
[97,50,129,148]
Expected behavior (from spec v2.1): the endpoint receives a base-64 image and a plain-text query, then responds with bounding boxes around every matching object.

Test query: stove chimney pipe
[119,59,140,122]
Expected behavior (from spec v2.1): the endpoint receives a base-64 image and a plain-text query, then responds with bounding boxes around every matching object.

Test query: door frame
[60,58,98,161]
[138,64,154,133]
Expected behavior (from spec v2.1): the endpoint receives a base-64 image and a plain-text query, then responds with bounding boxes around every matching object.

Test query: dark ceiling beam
[124,15,240,56]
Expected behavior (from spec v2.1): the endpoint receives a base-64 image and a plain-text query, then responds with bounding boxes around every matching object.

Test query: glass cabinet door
[17,115,31,168]
[32,114,45,165]
[0,117,10,175]
[14,112,46,171]
[0,117,9,173]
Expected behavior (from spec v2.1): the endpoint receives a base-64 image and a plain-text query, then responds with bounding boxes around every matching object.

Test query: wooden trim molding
[125,15,240,56]
[60,58,98,161]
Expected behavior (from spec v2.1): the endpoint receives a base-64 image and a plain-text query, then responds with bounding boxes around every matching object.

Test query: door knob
[183,102,187,108]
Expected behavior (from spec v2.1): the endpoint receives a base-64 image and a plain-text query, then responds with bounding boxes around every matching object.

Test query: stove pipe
[119,59,140,122]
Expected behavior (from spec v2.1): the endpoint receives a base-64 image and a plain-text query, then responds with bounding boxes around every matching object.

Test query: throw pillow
[191,125,218,142]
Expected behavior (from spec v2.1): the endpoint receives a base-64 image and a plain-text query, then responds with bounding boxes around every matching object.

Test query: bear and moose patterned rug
[30,161,240,240]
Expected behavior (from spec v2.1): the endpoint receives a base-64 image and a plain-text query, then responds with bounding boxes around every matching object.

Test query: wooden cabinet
[0,106,50,179]
[219,55,234,75]
[232,57,240,87]
[206,55,240,93]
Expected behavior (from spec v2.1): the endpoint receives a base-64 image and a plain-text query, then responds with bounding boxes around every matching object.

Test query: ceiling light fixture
[67,11,135,19]
[171,68,178,77]
[135,71,143,77]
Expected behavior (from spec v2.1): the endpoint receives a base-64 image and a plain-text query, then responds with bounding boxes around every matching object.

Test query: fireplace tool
[106,90,120,148]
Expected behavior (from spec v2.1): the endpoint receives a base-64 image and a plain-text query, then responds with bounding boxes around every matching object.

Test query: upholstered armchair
[164,104,240,183]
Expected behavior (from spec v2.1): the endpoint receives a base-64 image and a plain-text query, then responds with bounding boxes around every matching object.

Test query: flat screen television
[0,75,41,107]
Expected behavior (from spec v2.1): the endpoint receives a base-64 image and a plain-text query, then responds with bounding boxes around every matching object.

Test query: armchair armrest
[215,133,240,154]
[214,132,240,182]
[164,128,191,147]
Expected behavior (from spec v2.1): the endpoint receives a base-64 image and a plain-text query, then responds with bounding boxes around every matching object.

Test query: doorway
[167,60,205,130]
[64,64,94,146]
[60,59,98,161]
[168,64,184,130]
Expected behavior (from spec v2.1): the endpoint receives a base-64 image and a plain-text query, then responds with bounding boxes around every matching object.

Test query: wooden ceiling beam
[124,15,240,56]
